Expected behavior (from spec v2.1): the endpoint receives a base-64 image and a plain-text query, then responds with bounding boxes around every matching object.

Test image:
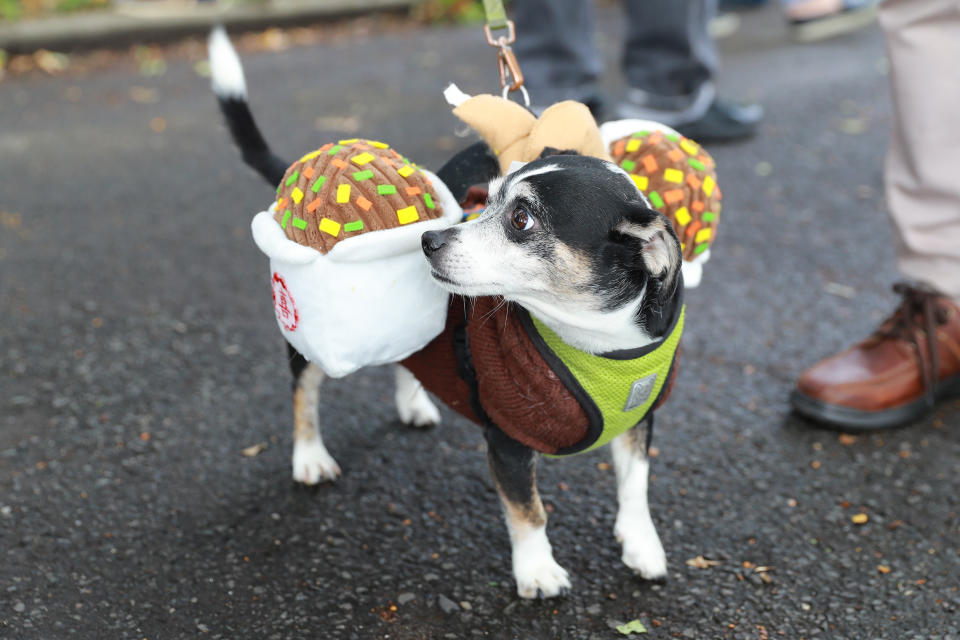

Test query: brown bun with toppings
[609,130,721,261]
[272,139,445,254]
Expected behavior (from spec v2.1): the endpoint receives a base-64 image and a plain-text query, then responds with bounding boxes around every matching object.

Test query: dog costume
[250,139,463,378]
[249,90,720,453]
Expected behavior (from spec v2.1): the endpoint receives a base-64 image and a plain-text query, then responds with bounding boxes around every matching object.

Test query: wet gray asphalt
[1,5,957,639]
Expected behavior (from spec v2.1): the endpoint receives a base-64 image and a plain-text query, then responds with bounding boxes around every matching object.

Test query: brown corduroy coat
[401,296,677,455]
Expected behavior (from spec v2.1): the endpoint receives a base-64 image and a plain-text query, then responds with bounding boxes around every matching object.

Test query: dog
[209,27,684,599]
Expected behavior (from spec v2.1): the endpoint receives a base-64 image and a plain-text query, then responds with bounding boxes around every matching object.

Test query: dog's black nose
[421,230,447,256]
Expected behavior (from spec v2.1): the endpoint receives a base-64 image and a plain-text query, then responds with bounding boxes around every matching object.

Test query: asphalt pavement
[1,5,958,639]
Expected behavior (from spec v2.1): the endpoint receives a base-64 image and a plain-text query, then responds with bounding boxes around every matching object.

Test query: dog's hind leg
[288,343,340,484]
[393,365,440,428]
[610,416,667,580]
[485,426,571,599]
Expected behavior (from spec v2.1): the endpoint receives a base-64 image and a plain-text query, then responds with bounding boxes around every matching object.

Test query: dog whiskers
[478,296,509,328]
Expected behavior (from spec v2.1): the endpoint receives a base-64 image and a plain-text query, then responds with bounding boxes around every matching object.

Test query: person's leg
[621,0,718,116]
[618,0,762,141]
[511,0,603,109]
[881,0,960,303]
[791,0,960,430]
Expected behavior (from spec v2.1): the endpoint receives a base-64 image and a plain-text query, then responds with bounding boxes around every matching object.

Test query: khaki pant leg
[879,0,960,300]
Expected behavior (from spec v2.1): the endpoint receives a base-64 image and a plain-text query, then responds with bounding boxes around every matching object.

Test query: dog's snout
[421,230,447,256]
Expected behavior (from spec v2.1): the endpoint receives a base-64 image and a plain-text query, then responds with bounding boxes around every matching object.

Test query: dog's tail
[208,26,289,187]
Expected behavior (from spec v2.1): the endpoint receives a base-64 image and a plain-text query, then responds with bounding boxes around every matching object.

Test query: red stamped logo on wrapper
[271,272,298,331]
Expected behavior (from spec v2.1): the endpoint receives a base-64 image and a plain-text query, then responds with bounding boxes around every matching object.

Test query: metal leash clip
[484,20,530,107]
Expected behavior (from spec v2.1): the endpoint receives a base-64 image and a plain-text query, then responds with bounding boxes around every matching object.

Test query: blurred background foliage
[1,0,112,21]
[0,0,503,23]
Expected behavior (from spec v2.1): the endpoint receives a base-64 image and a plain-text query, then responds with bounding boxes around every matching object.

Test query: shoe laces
[873,282,951,406]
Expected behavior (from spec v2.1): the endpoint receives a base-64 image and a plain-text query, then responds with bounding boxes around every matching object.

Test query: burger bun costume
[251,139,462,378]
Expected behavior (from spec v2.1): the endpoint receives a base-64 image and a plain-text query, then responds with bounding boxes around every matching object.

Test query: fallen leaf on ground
[824,282,857,299]
[838,433,858,445]
[877,565,891,574]
[139,58,167,76]
[1,211,23,229]
[242,443,267,457]
[259,27,291,51]
[34,49,70,74]
[129,86,159,104]
[616,620,647,635]
[686,555,722,569]
[840,117,867,135]
[851,513,869,525]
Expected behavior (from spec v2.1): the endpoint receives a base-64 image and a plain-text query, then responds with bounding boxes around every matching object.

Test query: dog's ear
[614,205,682,336]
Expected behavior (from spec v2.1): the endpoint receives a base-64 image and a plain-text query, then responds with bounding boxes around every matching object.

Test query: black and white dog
[209,28,684,599]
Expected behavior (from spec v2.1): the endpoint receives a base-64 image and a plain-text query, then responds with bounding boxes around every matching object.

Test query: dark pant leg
[511,0,603,104]
[622,0,719,98]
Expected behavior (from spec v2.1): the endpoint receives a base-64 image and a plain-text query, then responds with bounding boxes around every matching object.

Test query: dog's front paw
[396,388,441,429]
[514,555,572,599]
[292,439,341,485]
[616,516,667,580]
[512,529,571,598]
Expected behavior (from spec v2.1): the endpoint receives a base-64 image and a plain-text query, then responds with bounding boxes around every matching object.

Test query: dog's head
[422,154,682,352]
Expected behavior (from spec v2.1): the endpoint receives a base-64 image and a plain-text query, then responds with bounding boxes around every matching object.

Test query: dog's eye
[510,207,535,231]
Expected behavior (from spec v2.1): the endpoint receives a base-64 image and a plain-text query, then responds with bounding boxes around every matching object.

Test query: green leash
[482,0,509,30]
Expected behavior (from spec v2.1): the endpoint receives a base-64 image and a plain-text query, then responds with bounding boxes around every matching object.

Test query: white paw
[615,515,667,580]
[397,388,441,428]
[511,527,571,599]
[291,439,341,485]
[514,555,572,599]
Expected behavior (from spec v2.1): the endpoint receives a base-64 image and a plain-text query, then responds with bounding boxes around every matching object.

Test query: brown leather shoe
[791,283,960,429]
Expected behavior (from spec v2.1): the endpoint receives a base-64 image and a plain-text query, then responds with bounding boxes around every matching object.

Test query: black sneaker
[674,98,764,143]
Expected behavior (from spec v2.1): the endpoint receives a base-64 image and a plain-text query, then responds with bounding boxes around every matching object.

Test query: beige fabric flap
[523,101,612,164]
[452,94,537,173]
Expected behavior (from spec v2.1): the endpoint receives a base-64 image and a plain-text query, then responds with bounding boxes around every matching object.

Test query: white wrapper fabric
[250,169,462,378]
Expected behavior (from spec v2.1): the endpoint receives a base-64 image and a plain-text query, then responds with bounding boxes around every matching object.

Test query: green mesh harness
[519,304,685,457]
